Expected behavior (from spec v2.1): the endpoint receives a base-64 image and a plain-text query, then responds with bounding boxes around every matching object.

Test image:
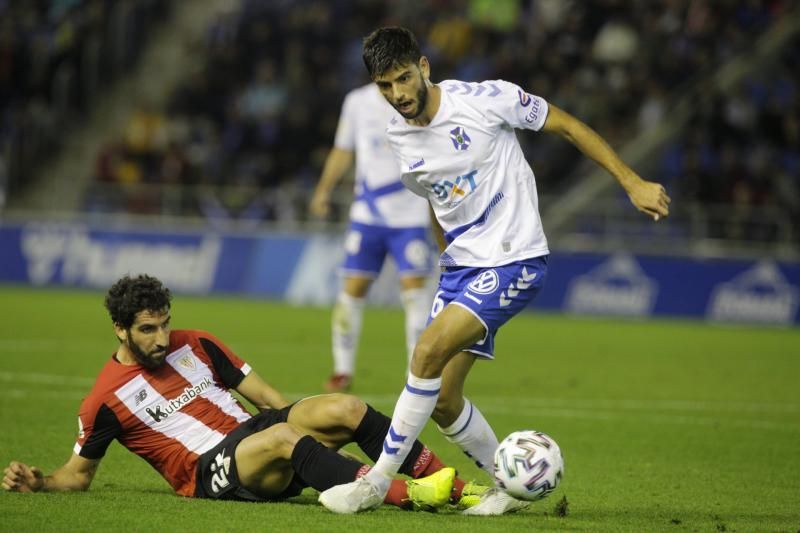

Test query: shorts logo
[500,267,537,307]
[469,270,499,295]
[449,126,471,151]
[209,448,232,494]
[518,90,531,107]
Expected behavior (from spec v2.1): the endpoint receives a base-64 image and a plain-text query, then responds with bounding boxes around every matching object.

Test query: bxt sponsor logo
[431,170,478,205]
[566,254,657,317]
[707,261,798,325]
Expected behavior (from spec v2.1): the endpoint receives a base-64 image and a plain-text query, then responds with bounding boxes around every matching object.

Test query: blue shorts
[342,222,432,278]
[428,256,548,359]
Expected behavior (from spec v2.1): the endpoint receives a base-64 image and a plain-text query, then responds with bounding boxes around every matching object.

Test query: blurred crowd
[0,0,172,209]
[3,0,796,242]
[659,33,800,241]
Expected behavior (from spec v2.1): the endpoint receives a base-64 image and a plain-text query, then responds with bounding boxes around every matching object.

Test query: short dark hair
[362,26,422,78]
[105,274,172,329]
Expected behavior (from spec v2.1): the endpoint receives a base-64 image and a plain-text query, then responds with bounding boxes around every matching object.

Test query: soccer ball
[493,430,564,501]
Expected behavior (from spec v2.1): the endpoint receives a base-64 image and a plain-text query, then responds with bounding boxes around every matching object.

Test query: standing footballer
[320,26,670,515]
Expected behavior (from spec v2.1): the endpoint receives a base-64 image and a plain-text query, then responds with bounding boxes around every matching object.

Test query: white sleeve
[480,79,549,132]
[333,92,358,150]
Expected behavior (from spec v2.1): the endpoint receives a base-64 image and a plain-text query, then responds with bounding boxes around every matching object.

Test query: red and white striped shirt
[74,330,254,496]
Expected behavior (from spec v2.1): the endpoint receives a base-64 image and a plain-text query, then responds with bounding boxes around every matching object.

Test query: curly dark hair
[362,26,422,79]
[105,274,172,328]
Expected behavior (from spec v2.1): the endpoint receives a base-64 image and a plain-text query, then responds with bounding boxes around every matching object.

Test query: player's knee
[258,423,301,457]
[411,341,447,377]
[324,393,367,428]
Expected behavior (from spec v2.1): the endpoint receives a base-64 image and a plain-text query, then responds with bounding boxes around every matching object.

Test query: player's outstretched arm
[3,454,100,493]
[309,148,355,219]
[541,104,671,221]
[236,371,291,411]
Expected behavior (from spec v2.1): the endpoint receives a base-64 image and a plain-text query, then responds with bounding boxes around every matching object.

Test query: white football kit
[335,83,429,228]
[386,79,551,266]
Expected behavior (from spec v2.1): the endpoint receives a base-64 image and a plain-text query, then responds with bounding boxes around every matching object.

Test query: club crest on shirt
[449,126,471,151]
[177,353,196,371]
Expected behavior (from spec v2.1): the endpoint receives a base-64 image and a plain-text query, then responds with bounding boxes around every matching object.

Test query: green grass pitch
[1,285,799,532]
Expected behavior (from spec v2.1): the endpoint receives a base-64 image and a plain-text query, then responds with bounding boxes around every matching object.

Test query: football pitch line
[1,371,798,433]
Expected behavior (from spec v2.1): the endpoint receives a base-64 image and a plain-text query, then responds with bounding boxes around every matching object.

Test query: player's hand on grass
[627,180,671,221]
[2,461,44,492]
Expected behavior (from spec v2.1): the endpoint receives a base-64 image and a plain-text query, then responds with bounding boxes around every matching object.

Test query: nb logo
[469,270,499,295]
[134,390,148,405]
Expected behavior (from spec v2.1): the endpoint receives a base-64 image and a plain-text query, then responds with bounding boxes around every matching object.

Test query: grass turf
[1,285,798,532]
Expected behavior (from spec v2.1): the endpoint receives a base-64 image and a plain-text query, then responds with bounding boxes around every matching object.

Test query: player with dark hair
[320,26,671,515]
[2,274,486,510]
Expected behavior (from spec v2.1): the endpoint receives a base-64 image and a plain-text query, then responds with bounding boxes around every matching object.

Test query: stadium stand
[2,0,797,256]
[0,0,174,209]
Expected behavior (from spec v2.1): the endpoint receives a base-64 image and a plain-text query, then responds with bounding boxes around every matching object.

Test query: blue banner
[0,221,797,325]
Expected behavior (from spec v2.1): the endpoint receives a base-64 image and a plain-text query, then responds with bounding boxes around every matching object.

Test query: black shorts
[194,404,307,501]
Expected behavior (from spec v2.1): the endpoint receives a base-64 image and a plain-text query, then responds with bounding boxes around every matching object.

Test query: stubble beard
[127,336,166,369]
[397,75,429,119]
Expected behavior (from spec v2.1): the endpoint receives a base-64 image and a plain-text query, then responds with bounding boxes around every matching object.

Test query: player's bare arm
[3,454,100,493]
[541,104,671,221]
[236,371,290,410]
[309,148,355,218]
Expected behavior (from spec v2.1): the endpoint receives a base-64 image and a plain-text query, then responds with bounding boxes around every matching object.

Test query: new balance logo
[144,377,213,423]
[134,390,148,405]
[499,267,537,307]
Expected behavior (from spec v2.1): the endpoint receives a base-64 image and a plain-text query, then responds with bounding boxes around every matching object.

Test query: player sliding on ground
[319,27,671,515]
[2,274,487,510]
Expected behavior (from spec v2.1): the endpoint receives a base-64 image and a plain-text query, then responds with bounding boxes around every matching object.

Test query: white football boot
[461,488,530,516]
[318,477,384,514]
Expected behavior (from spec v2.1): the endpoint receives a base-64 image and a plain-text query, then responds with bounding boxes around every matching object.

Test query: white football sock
[400,287,430,366]
[438,398,498,476]
[331,292,364,375]
[366,373,441,492]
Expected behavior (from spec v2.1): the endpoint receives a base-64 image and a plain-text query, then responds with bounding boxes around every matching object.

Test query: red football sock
[451,477,466,502]
[411,447,440,478]
[384,480,412,509]
[410,447,467,502]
